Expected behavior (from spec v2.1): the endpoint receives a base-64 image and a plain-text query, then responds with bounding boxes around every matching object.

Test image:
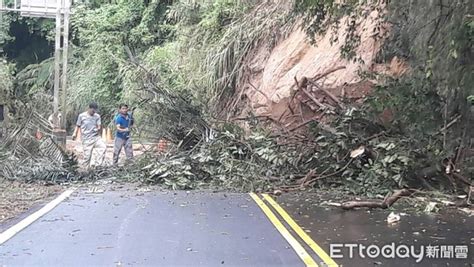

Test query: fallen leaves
[0,180,62,223]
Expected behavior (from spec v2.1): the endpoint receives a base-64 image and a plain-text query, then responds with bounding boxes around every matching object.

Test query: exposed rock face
[235,7,407,129]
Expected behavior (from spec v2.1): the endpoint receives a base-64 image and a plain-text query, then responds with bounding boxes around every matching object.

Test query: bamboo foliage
[0,101,76,181]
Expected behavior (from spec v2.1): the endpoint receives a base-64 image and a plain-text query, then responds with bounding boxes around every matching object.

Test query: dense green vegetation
[0,0,472,195]
[293,0,473,193]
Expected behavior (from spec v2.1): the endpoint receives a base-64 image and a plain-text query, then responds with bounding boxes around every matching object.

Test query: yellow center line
[262,193,339,267]
[249,192,318,267]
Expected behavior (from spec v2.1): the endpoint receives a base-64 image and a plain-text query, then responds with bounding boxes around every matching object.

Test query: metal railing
[0,0,68,18]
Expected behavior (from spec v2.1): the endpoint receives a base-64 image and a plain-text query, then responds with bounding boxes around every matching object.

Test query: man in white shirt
[72,102,106,168]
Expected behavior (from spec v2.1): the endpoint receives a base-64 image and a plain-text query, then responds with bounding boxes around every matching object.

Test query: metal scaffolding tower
[1,0,71,143]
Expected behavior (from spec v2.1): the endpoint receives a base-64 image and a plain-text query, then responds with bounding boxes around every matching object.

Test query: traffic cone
[107,128,113,142]
[35,129,43,140]
[157,139,168,152]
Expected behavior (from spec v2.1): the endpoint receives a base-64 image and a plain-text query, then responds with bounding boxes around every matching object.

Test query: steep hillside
[235,8,393,127]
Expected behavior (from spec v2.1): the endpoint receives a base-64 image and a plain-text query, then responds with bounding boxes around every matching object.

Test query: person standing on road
[72,102,107,168]
[113,104,134,165]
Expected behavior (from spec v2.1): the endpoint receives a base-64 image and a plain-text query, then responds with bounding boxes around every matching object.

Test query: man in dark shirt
[113,104,134,164]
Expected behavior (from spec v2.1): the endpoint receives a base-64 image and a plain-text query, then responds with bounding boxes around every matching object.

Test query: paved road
[277,194,474,267]
[0,188,330,267]
[0,187,472,267]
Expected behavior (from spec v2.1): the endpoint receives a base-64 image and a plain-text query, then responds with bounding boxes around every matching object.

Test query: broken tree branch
[310,81,345,109]
[303,158,354,186]
[435,114,462,135]
[302,87,328,109]
[287,115,323,132]
[363,131,386,142]
[341,189,414,210]
[299,169,316,188]
[452,173,472,186]
[230,115,274,121]
[248,81,271,103]
[311,66,346,82]
[294,77,328,110]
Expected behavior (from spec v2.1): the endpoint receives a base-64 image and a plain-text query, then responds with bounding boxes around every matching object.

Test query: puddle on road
[276,193,474,266]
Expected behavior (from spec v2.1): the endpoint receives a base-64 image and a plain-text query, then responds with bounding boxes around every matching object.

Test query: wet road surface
[277,194,474,267]
[0,186,472,266]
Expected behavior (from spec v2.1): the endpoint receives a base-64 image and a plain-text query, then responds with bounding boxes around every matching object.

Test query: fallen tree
[0,97,77,182]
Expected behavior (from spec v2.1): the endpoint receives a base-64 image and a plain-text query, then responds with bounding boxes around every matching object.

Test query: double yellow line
[249,193,338,267]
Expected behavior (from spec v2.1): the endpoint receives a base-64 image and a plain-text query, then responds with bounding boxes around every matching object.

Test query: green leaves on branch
[467,95,474,105]
[67,0,173,120]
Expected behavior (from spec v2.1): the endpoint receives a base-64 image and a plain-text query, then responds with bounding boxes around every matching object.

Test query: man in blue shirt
[113,104,134,164]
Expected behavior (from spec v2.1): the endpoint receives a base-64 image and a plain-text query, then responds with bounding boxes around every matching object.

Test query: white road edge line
[0,188,76,245]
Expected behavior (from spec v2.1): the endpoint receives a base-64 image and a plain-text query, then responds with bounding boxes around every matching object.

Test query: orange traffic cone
[35,129,43,140]
[102,128,107,141]
[157,139,168,152]
[107,128,113,142]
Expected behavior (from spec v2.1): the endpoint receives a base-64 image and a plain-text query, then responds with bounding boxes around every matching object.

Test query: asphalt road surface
[0,187,472,267]
[0,188,333,267]
[277,194,474,267]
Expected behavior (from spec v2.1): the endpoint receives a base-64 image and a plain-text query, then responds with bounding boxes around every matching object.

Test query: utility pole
[60,0,69,129]
[53,0,61,116]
